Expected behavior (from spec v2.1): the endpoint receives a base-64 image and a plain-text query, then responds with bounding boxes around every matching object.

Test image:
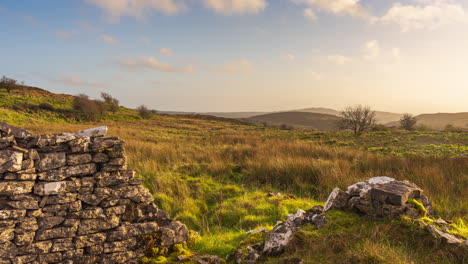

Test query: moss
[408,199,428,217]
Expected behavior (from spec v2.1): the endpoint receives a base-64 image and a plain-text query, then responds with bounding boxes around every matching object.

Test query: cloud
[56,30,78,40]
[309,70,324,80]
[119,56,194,73]
[85,0,185,22]
[203,0,267,15]
[49,75,106,88]
[281,54,296,61]
[327,55,350,65]
[215,59,254,73]
[100,34,118,45]
[160,48,173,56]
[303,8,317,20]
[292,0,370,18]
[392,48,401,58]
[363,40,380,59]
[381,1,468,32]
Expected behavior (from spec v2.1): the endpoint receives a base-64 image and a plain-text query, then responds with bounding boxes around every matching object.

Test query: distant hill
[297,107,403,124]
[160,111,268,118]
[387,112,468,130]
[247,111,340,131]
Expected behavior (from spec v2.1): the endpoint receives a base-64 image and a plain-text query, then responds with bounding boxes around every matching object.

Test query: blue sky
[1,0,468,113]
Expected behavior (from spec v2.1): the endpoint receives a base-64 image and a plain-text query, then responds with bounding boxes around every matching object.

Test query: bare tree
[400,113,417,131]
[137,105,153,119]
[0,76,18,93]
[337,105,376,136]
[100,92,120,113]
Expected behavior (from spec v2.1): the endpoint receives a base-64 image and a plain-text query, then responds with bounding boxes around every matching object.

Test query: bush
[38,103,55,111]
[400,113,417,131]
[137,105,153,119]
[101,92,120,113]
[72,94,101,121]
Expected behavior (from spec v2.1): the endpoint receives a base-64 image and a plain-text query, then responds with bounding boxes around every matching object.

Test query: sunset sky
[1,0,468,113]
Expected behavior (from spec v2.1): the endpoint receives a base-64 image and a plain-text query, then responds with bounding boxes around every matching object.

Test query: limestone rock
[0,122,31,139]
[323,188,350,212]
[0,181,34,195]
[37,152,66,172]
[425,225,465,244]
[0,150,23,173]
[76,126,108,138]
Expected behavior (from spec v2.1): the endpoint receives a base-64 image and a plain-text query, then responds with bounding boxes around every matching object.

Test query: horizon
[1,0,468,113]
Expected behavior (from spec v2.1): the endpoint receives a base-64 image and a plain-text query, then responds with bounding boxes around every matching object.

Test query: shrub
[38,103,55,111]
[72,94,101,121]
[337,105,376,136]
[137,105,153,119]
[101,92,120,113]
[400,113,417,131]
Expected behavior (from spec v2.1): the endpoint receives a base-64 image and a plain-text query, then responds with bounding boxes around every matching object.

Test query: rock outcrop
[0,123,189,264]
[324,176,432,218]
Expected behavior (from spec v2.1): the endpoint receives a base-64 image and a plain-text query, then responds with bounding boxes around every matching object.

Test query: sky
[1,0,468,113]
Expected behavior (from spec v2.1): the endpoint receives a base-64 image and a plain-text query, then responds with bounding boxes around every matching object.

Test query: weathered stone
[102,252,135,264]
[0,241,17,258]
[38,168,68,181]
[0,181,34,195]
[44,193,77,205]
[0,229,14,243]
[17,241,52,255]
[160,221,188,246]
[13,254,37,264]
[16,217,38,232]
[425,225,465,244]
[92,153,109,163]
[76,126,108,138]
[71,207,105,219]
[51,238,73,252]
[66,163,97,177]
[0,210,26,220]
[36,226,76,240]
[37,152,66,172]
[21,159,34,170]
[263,210,306,255]
[77,215,120,235]
[323,188,350,212]
[77,193,106,206]
[370,181,422,206]
[3,173,37,181]
[14,231,35,246]
[103,238,137,253]
[34,181,77,196]
[74,233,107,248]
[91,137,124,151]
[0,150,23,173]
[38,216,65,230]
[38,252,62,263]
[0,122,31,139]
[7,199,39,210]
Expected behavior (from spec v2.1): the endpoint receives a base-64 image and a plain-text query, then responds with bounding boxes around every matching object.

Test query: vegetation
[400,113,417,131]
[337,105,376,136]
[1,87,467,263]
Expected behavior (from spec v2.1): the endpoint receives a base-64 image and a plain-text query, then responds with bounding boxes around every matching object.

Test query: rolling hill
[247,111,341,130]
[387,112,468,130]
[297,107,403,124]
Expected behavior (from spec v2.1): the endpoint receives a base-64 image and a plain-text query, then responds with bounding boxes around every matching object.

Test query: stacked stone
[0,122,189,264]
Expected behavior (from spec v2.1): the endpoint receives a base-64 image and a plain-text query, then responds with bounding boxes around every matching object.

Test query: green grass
[5,87,467,263]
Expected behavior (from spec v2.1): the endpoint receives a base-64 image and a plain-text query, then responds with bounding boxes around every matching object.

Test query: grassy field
[24,116,468,263]
[2,88,467,263]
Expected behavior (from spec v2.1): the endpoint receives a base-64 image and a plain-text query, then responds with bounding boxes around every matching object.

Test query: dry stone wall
[0,122,189,264]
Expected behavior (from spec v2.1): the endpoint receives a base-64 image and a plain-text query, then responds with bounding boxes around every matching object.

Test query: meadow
[2,88,467,263]
[24,116,468,263]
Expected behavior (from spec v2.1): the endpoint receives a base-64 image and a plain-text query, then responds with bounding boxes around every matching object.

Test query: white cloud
[303,8,317,20]
[160,48,173,56]
[281,54,296,61]
[292,0,370,18]
[327,55,350,65]
[100,34,118,45]
[55,30,78,40]
[309,70,324,80]
[119,56,194,73]
[381,1,468,32]
[203,0,267,15]
[363,40,380,59]
[392,48,401,58]
[85,0,184,22]
[49,75,106,88]
[215,59,254,73]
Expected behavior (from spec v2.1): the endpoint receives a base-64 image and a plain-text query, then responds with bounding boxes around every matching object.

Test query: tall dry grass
[25,118,468,221]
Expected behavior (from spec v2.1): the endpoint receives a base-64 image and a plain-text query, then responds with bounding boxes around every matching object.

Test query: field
[1,88,467,263]
[24,116,468,263]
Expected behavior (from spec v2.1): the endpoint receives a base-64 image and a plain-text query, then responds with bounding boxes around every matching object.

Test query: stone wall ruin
[0,122,189,264]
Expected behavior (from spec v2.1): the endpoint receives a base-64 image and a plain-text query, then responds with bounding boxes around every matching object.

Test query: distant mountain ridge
[247,112,341,131]
[386,112,468,130]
